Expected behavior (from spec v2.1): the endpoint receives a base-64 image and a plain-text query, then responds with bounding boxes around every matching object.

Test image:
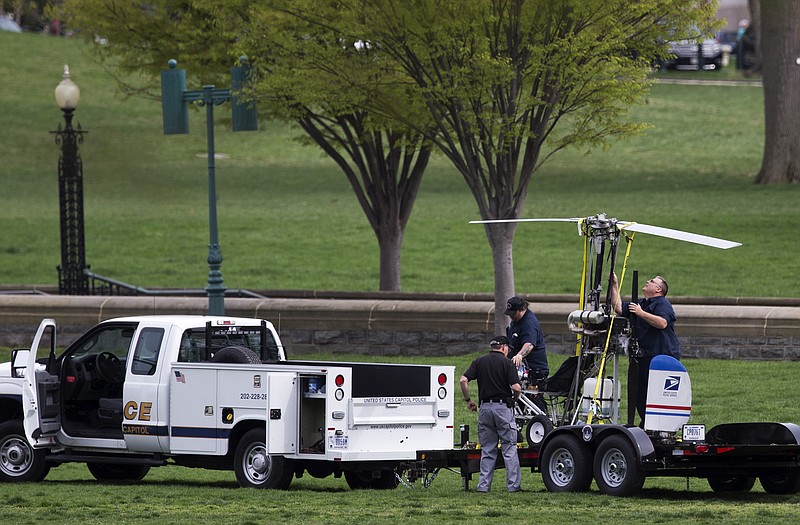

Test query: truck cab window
[131,328,164,376]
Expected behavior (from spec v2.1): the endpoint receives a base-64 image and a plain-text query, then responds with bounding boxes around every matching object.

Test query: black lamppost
[53,65,89,295]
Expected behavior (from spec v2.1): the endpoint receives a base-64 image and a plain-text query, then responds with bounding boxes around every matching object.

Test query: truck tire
[759,468,800,495]
[707,474,756,493]
[593,434,645,497]
[0,421,50,482]
[86,463,150,482]
[234,428,293,489]
[540,434,592,492]
[526,415,554,446]
[211,345,262,364]
[344,469,399,490]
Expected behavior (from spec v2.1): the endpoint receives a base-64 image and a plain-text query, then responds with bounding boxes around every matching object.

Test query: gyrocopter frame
[471,213,740,429]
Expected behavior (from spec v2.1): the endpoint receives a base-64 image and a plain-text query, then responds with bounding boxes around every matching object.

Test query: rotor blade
[619,222,741,249]
[469,218,580,224]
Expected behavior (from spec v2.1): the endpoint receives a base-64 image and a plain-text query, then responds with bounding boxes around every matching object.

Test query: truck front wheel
[234,429,293,489]
[539,434,592,492]
[0,421,50,482]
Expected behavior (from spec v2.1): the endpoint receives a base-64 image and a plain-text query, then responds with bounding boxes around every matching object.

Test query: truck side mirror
[11,349,30,378]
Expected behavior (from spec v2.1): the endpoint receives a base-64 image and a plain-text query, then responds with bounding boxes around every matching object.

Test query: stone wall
[1,294,798,360]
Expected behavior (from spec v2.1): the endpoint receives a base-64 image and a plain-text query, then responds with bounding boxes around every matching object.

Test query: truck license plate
[329,435,349,449]
[682,424,705,442]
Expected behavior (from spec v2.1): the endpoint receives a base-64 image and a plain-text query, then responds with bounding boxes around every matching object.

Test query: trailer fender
[706,422,800,445]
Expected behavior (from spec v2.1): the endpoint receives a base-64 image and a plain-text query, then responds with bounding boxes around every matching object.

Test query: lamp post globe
[55,65,81,111]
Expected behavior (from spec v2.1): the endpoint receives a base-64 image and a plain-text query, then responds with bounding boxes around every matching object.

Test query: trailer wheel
[344,469,399,490]
[211,345,262,364]
[707,474,756,493]
[526,415,554,446]
[234,428,293,489]
[0,421,50,482]
[593,434,645,497]
[540,434,592,492]
[759,468,800,495]
[87,463,150,482]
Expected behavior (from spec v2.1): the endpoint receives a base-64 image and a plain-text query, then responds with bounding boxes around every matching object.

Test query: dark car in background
[662,37,724,71]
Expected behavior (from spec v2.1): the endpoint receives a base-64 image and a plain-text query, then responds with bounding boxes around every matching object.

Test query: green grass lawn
[2,352,799,524]
[1,31,797,300]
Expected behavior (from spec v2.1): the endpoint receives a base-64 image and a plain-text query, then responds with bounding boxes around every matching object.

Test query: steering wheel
[94,352,124,383]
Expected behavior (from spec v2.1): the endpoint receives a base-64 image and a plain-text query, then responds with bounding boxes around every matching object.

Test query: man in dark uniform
[611,273,680,425]
[460,336,522,493]
[505,296,549,386]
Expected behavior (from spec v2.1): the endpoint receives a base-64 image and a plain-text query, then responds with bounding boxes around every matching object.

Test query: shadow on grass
[40,476,353,493]
[636,486,798,502]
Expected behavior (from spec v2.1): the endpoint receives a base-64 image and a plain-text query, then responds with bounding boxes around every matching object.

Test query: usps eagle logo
[663,376,681,391]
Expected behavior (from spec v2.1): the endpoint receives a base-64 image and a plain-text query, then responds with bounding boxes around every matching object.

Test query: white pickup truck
[0,315,454,489]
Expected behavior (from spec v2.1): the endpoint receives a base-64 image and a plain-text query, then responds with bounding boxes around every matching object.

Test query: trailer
[418,420,800,496]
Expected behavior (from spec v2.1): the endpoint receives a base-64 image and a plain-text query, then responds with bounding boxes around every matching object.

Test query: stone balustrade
[1,294,798,360]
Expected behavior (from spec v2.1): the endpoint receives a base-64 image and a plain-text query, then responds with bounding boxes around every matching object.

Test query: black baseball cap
[504,296,526,316]
[490,336,509,348]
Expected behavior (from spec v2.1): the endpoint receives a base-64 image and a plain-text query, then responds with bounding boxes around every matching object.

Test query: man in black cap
[460,336,522,492]
[505,296,548,386]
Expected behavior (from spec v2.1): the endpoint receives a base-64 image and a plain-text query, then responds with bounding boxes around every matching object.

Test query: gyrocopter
[471,213,741,444]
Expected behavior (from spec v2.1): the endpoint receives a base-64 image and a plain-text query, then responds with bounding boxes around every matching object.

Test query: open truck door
[266,372,298,455]
[22,319,62,446]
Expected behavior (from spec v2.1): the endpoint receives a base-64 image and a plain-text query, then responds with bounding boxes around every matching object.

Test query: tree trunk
[484,223,517,335]
[377,222,403,291]
[754,0,800,184]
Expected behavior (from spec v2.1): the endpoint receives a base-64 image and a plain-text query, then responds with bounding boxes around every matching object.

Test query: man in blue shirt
[611,274,680,425]
[505,296,548,386]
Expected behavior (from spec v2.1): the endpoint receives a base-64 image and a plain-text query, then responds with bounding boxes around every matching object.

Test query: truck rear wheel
[593,434,645,497]
[0,421,50,482]
[540,434,592,492]
[707,474,756,493]
[234,428,293,489]
[87,463,150,482]
[344,469,399,490]
[759,468,800,494]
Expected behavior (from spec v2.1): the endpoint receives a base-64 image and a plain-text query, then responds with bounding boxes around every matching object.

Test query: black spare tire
[210,345,262,364]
